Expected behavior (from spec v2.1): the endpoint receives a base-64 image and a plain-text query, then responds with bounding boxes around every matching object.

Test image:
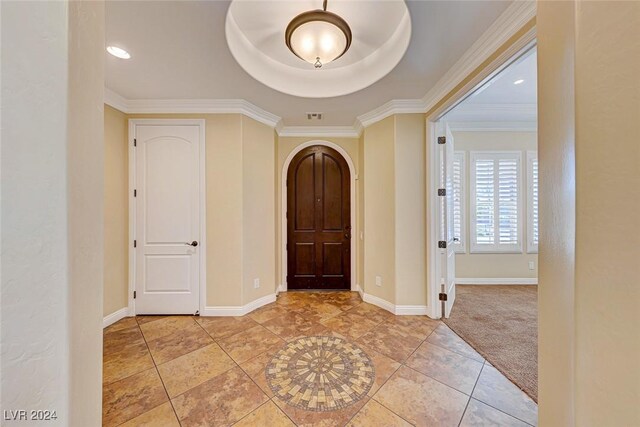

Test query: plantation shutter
[471,152,522,252]
[453,152,465,252]
[527,151,539,252]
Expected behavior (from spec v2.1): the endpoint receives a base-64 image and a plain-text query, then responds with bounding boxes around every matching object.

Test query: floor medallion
[265,336,375,412]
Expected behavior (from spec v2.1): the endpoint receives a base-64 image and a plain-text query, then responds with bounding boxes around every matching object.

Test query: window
[470,151,522,253]
[453,152,466,252]
[527,151,539,253]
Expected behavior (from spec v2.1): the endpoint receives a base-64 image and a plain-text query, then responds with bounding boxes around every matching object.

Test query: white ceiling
[445,48,537,123]
[106,0,512,127]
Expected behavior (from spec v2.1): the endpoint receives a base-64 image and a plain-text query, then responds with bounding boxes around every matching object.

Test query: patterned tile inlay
[265,336,375,412]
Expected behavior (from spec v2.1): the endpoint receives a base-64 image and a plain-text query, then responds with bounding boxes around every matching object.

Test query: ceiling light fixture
[285,0,352,69]
[107,46,131,59]
[513,79,525,85]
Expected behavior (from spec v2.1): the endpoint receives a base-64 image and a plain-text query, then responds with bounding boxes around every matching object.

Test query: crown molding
[278,126,361,138]
[104,89,281,128]
[447,121,537,132]
[357,99,428,128]
[104,1,536,137]
[104,88,129,113]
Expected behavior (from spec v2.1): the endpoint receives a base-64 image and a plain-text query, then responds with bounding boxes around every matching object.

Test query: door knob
[185,241,198,247]
[345,233,351,239]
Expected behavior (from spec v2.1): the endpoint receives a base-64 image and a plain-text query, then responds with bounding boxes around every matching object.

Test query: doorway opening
[427,39,539,402]
[281,142,357,291]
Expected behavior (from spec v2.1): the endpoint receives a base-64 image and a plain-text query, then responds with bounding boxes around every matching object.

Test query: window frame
[453,151,466,253]
[469,150,524,254]
[526,150,539,253]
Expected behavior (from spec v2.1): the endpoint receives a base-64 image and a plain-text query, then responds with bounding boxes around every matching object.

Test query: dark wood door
[287,145,351,290]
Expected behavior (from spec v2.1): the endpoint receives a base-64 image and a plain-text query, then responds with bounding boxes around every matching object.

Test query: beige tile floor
[103,291,538,426]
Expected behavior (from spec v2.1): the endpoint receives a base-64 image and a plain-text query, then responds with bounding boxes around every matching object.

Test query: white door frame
[280,140,357,292]
[426,31,537,319]
[128,119,207,315]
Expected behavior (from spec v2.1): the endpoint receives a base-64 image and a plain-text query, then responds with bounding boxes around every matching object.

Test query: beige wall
[242,116,276,304]
[362,114,427,307]
[538,1,640,425]
[394,115,427,306]
[275,136,361,290]
[107,113,276,311]
[363,117,397,303]
[67,2,105,422]
[104,105,129,315]
[453,131,538,279]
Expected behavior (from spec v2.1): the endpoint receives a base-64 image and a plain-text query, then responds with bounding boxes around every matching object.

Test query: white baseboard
[361,292,430,316]
[356,284,364,299]
[201,293,276,317]
[363,293,395,314]
[395,305,430,315]
[277,284,286,293]
[103,307,131,328]
[456,278,538,285]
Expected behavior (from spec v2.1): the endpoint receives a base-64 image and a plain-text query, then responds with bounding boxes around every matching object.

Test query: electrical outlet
[375,276,382,287]
[528,261,535,270]
[254,278,260,289]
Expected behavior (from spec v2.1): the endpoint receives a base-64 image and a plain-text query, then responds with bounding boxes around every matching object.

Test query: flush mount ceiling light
[513,79,525,85]
[107,46,131,59]
[285,0,352,69]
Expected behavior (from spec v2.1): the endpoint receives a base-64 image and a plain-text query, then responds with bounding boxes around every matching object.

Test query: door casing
[128,119,207,315]
[281,140,357,292]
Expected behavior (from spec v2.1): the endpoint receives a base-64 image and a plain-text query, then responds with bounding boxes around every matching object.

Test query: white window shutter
[527,151,539,252]
[471,151,522,253]
[474,158,495,246]
[453,152,466,252]
[498,157,519,245]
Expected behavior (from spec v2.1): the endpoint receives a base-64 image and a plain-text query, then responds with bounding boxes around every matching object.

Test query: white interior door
[439,123,456,318]
[133,121,203,315]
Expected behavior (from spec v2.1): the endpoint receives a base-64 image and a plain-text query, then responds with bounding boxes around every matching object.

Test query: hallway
[103,292,537,426]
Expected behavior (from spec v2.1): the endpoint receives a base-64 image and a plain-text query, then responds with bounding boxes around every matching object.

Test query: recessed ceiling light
[107,46,131,59]
[513,79,525,85]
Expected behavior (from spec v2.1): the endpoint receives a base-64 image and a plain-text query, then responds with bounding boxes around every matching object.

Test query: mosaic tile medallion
[265,336,375,412]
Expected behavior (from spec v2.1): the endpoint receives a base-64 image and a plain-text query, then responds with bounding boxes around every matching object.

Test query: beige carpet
[443,285,538,401]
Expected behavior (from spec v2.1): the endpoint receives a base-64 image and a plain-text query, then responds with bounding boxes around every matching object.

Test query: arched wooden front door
[287,145,351,290]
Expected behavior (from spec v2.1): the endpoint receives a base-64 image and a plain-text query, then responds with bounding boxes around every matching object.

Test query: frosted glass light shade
[286,10,351,68]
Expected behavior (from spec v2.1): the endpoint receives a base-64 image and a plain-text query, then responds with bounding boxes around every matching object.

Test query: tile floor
[103,291,538,426]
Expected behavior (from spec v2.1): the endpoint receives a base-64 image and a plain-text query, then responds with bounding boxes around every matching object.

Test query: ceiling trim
[105,88,282,128]
[278,126,361,138]
[104,1,536,137]
[447,121,537,132]
[104,88,129,113]
[357,99,427,128]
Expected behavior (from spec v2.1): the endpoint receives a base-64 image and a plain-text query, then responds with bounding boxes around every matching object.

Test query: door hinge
[133,240,137,248]
[438,188,446,196]
[133,291,137,299]
[438,136,446,144]
[133,138,137,147]
[439,292,448,301]
[134,189,137,197]
[438,240,447,248]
